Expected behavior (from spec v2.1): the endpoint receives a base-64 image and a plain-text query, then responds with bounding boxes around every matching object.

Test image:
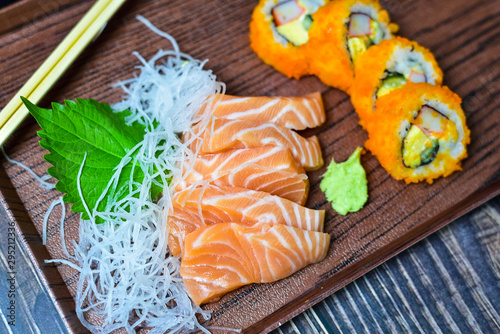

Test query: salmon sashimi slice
[174,146,309,204]
[207,92,325,130]
[185,118,324,171]
[167,185,325,256]
[180,222,331,305]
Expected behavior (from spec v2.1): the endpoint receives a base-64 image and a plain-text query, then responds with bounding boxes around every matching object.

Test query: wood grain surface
[0,0,499,333]
[271,196,500,334]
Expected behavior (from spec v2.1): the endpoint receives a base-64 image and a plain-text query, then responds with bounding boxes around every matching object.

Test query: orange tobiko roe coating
[249,0,326,79]
[351,37,443,128]
[365,83,470,184]
[305,0,398,94]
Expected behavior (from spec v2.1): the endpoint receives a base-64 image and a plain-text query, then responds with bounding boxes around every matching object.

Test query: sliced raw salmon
[207,92,325,130]
[180,222,331,305]
[167,185,325,256]
[185,118,324,171]
[174,146,309,204]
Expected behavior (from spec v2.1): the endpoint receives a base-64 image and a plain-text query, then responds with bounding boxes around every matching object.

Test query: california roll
[250,0,329,79]
[365,83,470,184]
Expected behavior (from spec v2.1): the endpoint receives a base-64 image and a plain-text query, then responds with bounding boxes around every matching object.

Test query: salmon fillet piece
[185,118,324,171]
[180,222,331,305]
[207,92,325,130]
[174,146,309,204]
[167,185,325,256]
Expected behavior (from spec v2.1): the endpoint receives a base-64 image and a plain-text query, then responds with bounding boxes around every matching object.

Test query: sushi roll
[351,37,443,128]
[365,83,470,184]
[306,0,398,93]
[249,0,329,79]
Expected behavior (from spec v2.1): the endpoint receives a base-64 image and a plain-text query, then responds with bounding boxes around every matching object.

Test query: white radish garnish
[348,13,372,37]
[48,15,226,334]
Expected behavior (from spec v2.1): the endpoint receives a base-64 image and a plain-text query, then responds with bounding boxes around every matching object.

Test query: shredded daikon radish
[0,149,67,256]
[41,197,64,245]
[64,15,225,334]
[1,147,55,190]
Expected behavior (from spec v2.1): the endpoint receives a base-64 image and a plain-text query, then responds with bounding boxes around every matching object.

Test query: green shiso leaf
[22,97,162,221]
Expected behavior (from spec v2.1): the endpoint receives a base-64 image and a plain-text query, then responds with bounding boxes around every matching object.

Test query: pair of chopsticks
[0,0,127,146]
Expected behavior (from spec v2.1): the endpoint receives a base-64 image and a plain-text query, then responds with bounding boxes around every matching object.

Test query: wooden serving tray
[0,0,499,332]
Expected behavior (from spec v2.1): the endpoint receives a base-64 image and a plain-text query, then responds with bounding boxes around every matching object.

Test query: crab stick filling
[272,0,315,46]
[347,13,383,62]
[402,106,458,168]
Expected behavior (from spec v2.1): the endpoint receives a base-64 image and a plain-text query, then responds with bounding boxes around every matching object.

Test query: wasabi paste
[320,147,368,215]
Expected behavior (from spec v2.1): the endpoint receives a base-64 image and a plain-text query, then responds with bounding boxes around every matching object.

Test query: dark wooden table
[273,196,500,333]
[0,0,499,333]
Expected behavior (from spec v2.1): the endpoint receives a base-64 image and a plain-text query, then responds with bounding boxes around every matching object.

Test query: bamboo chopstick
[0,0,127,146]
